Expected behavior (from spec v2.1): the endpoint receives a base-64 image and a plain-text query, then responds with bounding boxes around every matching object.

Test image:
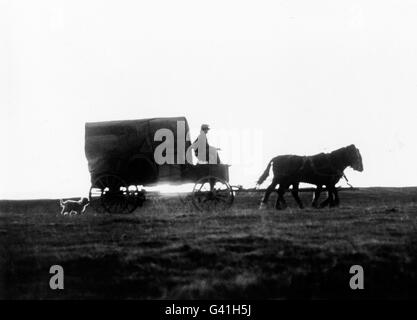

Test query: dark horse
[257,144,363,209]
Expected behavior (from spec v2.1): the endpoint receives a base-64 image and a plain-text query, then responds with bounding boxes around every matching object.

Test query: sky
[1,0,417,199]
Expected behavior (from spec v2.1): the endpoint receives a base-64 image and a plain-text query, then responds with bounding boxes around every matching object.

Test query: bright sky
[1,0,417,199]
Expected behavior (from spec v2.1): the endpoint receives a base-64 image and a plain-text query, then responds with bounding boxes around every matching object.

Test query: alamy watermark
[49,265,64,290]
[153,120,264,174]
[349,265,364,290]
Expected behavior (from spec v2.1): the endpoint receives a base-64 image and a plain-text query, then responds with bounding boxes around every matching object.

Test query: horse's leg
[312,185,322,208]
[319,186,334,208]
[333,188,340,206]
[291,182,304,209]
[260,177,278,208]
[275,184,288,210]
[329,185,339,207]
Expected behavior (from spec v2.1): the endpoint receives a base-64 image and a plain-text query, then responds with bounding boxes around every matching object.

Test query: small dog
[59,197,89,216]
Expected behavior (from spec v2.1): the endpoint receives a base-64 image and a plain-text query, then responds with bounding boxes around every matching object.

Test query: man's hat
[201,124,210,130]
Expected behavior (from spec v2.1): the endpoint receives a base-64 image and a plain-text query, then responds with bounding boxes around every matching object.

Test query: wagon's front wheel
[192,176,234,211]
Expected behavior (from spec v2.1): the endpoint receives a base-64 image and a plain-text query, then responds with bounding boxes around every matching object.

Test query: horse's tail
[256,158,274,185]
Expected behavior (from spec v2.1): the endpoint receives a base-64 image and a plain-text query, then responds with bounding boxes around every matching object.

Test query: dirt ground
[1,187,417,299]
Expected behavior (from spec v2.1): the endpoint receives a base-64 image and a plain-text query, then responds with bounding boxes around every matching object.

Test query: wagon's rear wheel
[89,174,141,214]
[126,185,146,211]
[192,176,234,211]
[89,176,109,214]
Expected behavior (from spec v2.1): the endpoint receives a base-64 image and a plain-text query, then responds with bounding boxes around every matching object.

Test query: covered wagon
[85,117,233,213]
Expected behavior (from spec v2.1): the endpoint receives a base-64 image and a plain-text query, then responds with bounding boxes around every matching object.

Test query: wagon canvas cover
[85,117,191,185]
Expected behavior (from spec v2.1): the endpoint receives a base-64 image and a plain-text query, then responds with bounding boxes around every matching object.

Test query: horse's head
[346,144,363,172]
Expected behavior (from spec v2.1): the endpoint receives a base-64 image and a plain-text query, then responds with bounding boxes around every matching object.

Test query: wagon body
[181,163,230,183]
[85,117,230,186]
[85,116,197,186]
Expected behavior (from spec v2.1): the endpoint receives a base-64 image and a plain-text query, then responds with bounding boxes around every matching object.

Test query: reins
[342,173,353,188]
[303,154,354,188]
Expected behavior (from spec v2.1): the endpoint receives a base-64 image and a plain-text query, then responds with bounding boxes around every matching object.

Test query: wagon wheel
[126,185,146,212]
[89,177,107,214]
[192,176,234,211]
[89,174,138,214]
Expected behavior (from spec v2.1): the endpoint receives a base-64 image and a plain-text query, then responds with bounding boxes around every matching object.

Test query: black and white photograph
[1,0,417,308]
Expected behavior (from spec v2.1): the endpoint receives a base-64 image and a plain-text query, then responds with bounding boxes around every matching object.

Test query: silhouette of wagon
[85,117,234,213]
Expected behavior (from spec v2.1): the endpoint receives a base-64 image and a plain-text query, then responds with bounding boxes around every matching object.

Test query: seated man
[191,124,221,164]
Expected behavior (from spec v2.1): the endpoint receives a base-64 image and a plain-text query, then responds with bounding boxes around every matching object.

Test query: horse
[256,144,363,209]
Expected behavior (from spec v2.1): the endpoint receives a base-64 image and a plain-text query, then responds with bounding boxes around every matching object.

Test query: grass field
[1,187,417,299]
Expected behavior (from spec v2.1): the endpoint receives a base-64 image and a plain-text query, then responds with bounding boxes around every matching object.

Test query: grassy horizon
[1,187,417,299]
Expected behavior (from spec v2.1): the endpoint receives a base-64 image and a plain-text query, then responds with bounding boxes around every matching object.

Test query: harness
[301,155,353,188]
